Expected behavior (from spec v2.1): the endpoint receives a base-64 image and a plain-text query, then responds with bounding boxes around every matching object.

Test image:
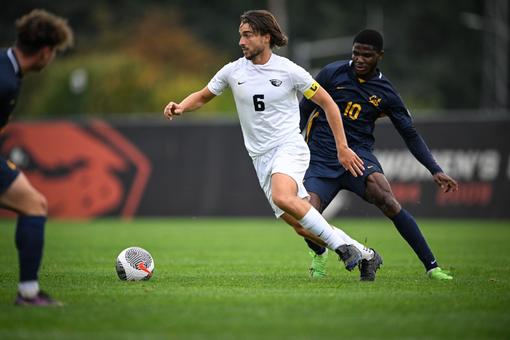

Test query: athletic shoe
[359,249,383,281]
[14,291,63,306]
[428,267,453,281]
[309,249,328,278]
[335,244,362,271]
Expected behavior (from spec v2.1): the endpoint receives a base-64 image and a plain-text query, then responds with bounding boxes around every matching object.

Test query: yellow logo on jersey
[303,81,320,99]
[369,95,381,107]
[6,160,17,170]
[305,109,320,142]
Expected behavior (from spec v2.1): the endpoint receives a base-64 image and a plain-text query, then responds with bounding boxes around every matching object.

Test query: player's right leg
[0,160,61,306]
[364,172,452,280]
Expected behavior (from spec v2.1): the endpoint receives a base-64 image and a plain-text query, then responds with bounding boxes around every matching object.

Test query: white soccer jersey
[207,54,319,157]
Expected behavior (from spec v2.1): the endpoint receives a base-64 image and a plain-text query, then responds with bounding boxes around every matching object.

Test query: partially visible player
[1,9,73,305]
[164,10,382,276]
[296,29,457,280]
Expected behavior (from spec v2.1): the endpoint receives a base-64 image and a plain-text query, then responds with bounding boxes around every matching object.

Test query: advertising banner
[1,118,508,219]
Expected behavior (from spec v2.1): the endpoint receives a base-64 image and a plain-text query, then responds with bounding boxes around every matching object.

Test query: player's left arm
[309,85,364,177]
[432,172,458,193]
[388,105,458,193]
[299,67,329,131]
[299,96,317,132]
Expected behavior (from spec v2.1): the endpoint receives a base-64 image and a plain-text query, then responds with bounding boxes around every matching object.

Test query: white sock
[18,280,39,298]
[299,207,344,250]
[332,226,374,261]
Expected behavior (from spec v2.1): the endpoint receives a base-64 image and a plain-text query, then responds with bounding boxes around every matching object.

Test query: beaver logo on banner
[0,120,151,219]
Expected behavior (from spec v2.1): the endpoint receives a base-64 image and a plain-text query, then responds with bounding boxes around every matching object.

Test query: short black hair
[353,29,383,52]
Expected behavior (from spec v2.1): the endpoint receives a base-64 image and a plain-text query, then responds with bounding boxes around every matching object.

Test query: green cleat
[428,267,453,281]
[309,249,328,278]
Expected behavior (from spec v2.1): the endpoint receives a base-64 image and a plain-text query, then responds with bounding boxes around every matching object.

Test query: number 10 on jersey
[344,101,361,120]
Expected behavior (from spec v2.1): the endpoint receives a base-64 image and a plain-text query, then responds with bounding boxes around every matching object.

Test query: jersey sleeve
[288,62,320,99]
[0,87,15,129]
[299,66,330,131]
[207,62,233,96]
[387,95,443,175]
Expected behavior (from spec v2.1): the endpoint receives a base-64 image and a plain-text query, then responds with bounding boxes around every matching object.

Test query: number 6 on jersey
[253,94,265,111]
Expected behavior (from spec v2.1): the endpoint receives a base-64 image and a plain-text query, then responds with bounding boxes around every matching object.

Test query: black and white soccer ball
[115,247,154,281]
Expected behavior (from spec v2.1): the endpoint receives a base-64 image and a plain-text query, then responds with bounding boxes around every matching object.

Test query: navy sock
[15,216,46,282]
[391,209,438,271]
[304,238,327,255]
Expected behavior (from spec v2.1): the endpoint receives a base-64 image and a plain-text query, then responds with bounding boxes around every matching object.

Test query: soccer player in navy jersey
[296,29,458,280]
[1,9,73,305]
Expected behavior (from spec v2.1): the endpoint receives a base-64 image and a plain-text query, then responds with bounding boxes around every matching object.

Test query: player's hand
[163,102,184,120]
[433,172,458,193]
[338,147,365,177]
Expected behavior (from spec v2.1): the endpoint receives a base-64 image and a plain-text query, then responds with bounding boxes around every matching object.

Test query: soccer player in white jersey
[164,10,381,277]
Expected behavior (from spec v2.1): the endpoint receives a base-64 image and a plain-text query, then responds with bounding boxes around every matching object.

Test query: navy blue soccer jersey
[0,48,22,129]
[300,60,442,176]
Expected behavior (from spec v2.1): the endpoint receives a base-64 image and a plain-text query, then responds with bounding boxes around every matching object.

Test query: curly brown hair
[15,9,74,55]
[240,10,288,48]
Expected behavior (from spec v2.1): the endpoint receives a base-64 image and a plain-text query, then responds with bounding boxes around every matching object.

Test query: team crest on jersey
[269,79,283,87]
[369,95,382,107]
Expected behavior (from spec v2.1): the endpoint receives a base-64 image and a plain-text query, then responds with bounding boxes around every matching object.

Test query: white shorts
[252,135,310,218]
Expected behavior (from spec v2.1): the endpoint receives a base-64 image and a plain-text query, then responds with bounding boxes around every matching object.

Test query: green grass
[0,218,509,339]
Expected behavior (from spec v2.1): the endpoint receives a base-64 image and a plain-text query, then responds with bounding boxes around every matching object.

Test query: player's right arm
[163,86,216,120]
[165,62,234,120]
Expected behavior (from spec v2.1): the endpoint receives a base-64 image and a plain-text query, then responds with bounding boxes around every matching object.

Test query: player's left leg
[297,175,336,264]
[0,171,62,305]
[272,173,361,271]
[300,171,381,280]
[272,173,344,251]
[262,138,362,272]
[364,172,452,280]
[281,190,376,277]
[307,191,375,263]
[280,214,328,278]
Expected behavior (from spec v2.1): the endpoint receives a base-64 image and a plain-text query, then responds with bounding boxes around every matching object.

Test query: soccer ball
[115,247,154,281]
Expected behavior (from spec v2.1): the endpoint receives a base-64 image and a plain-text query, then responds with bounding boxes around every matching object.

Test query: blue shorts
[304,149,383,210]
[0,156,20,194]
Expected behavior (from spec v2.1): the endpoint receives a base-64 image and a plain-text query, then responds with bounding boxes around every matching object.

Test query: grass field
[0,218,509,339]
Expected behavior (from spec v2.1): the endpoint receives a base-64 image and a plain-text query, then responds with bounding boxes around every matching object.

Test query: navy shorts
[0,156,20,194]
[304,149,383,210]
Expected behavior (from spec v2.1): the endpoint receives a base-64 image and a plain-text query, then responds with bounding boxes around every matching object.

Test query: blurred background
[1,0,509,219]
[2,0,509,118]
